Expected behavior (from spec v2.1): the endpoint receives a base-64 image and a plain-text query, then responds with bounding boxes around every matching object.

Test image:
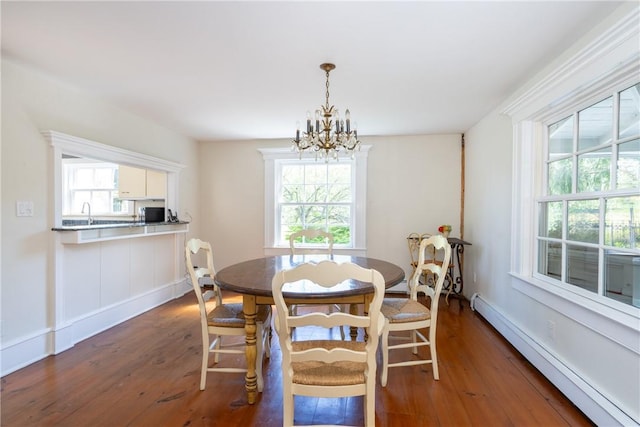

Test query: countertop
[52,220,190,231]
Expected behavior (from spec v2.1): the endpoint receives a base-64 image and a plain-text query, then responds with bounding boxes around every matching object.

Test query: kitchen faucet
[81,202,93,225]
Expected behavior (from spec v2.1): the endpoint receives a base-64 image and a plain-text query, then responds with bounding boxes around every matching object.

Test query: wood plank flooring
[1,293,594,426]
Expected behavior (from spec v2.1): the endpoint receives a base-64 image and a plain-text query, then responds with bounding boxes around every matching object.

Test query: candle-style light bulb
[345,109,351,133]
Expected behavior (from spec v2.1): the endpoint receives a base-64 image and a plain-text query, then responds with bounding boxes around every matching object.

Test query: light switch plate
[16,200,34,217]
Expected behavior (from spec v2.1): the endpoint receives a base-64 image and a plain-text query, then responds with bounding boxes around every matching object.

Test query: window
[62,159,132,216]
[537,83,640,308]
[260,147,369,251]
[279,161,352,246]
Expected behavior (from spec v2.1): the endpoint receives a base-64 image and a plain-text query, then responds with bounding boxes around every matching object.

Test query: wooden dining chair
[407,232,433,287]
[408,232,455,302]
[288,229,345,340]
[185,238,272,392]
[272,260,385,427]
[380,234,451,386]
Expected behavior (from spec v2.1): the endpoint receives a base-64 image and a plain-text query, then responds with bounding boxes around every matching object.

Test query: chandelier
[292,63,361,160]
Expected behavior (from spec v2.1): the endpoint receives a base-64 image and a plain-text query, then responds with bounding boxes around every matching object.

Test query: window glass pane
[282,165,303,185]
[577,147,611,192]
[91,191,111,212]
[329,164,351,184]
[539,201,563,238]
[566,244,598,293]
[548,116,573,159]
[328,204,350,224]
[328,184,351,202]
[71,191,91,212]
[304,184,328,202]
[605,250,640,308]
[567,199,599,243]
[605,195,640,248]
[305,164,327,185]
[329,224,351,245]
[281,205,302,228]
[73,168,94,189]
[619,83,640,139]
[281,184,303,203]
[305,206,328,226]
[617,138,640,189]
[538,240,562,280]
[548,158,572,195]
[94,168,115,189]
[578,97,613,151]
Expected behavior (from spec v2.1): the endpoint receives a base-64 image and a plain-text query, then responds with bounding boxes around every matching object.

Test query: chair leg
[282,387,294,427]
[200,336,209,390]
[411,330,418,355]
[364,377,376,427]
[381,326,390,387]
[213,334,222,364]
[430,326,439,380]
[264,325,272,359]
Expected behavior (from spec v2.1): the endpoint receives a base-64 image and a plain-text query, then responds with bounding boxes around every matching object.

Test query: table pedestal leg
[243,295,258,404]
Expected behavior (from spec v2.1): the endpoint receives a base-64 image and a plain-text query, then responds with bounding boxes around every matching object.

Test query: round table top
[214,254,405,298]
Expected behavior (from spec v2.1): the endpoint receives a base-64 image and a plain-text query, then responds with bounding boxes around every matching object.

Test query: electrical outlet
[473,272,477,283]
[547,320,556,341]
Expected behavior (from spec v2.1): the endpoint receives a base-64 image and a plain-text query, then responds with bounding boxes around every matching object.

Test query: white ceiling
[1,1,625,142]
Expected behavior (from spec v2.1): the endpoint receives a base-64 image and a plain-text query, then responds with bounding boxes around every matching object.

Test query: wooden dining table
[213,254,405,404]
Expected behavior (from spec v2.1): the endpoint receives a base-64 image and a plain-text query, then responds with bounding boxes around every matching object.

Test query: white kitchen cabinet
[145,169,167,199]
[119,165,166,199]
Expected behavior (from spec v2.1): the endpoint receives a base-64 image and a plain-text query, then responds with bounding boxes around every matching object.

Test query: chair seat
[207,302,271,327]
[291,340,367,386]
[381,298,431,323]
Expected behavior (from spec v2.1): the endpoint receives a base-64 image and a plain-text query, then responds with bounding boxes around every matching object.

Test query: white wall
[197,134,462,280]
[1,58,201,372]
[464,3,640,425]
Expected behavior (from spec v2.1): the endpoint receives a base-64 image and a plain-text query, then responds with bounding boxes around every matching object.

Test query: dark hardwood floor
[1,292,594,426]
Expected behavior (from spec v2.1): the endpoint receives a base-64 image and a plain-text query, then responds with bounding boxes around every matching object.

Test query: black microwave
[145,207,165,223]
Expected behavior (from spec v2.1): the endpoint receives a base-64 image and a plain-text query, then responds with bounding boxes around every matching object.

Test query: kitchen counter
[52,221,190,244]
[52,220,189,231]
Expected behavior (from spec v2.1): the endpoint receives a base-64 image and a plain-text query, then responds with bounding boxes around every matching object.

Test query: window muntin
[277,161,354,246]
[538,83,640,308]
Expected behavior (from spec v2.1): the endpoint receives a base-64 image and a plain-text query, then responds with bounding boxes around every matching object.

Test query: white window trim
[259,146,370,255]
[43,130,185,227]
[502,7,639,341]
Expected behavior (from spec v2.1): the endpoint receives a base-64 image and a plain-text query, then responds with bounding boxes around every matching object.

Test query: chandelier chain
[325,69,331,110]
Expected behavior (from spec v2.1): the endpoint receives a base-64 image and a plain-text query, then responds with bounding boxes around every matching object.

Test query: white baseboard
[473,294,637,427]
[1,279,191,377]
